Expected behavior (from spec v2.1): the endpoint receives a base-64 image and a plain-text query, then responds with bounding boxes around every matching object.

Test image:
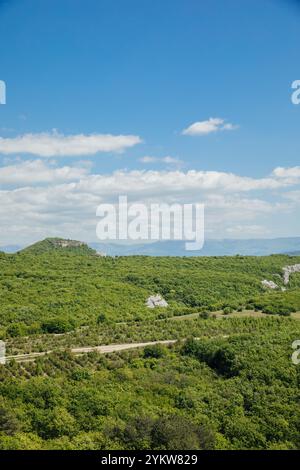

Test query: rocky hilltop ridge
[19,237,96,255]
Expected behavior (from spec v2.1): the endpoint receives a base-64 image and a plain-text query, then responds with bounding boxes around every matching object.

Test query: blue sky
[0,0,300,245]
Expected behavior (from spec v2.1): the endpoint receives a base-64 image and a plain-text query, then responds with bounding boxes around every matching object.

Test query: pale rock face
[146,295,168,308]
[261,280,278,290]
[282,264,300,285]
[0,341,5,365]
[56,240,84,248]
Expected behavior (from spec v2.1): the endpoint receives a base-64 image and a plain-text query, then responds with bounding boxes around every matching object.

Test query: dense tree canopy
[0,244,300,449]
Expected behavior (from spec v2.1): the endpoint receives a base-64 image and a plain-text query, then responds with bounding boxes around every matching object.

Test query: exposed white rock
[56,239,84,248]
[261,280,278,290]
[146,295,168,308]
[0,341,5,365]
[96,251,107,257]
[282,264,300,285]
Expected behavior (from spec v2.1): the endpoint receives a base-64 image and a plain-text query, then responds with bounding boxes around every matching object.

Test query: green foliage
[143,343,166,359]
[199,311,210,319]
[6,323,26,338]
[151,415,213,450]
[20,238,96,256]
[223,306,233,315]
[1,244,300,450]
[97,313,107,324]
[0,317,300,450]
[41,318,74,334]
[182,339,241,377]
[0,249,300,337]
[0,407,20,436]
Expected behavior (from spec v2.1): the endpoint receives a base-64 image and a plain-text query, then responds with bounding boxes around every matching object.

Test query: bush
[182,339,241,378]
[199,311,210,319]
[143,344,166,359]
[0,408,20,436]
[151,415,214,450]
[41,318,74,334]
[175,392,195,410]
[97,313,107,324]
[223,307,233,315]
[6,323,26,338]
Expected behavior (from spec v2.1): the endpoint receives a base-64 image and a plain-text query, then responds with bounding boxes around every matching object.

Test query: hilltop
[19,237,96,255]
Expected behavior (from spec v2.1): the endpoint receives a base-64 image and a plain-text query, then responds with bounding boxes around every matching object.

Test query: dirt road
[6,339,177,363]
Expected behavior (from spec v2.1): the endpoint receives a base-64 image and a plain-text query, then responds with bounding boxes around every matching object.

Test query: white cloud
[282,190,300,202]
[139,156,158,163]
[0,159,89,185]
[0,131,142,157]
[0,164,299,245]
[272,166,300,182]
[139,155,183,168]
[182,118,237,136]
[162,156,183,165]
[80,169,285,196]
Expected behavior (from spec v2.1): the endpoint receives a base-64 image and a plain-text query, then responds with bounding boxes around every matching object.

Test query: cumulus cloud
[182,118,237,136]
[0,159,89,185]
[77,169,285,197]
[0,131,142,157]
[0,164,299,245]
[272,166,300,182]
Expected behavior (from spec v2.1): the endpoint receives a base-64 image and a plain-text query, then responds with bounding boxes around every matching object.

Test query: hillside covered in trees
[0,239,300,450]
[1,238,300,339]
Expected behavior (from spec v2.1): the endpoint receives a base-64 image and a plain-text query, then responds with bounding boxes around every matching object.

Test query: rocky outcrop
[282,264,300,285]
[95,251,107,257]
[54,239,85,249]
[261,280,278,290]
[0,341,5,365]
[146,295,168,308]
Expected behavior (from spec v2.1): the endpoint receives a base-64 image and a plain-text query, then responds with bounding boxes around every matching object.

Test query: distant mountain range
[0,244,22,253]
[1,237,300,257]
[90,237,300,257]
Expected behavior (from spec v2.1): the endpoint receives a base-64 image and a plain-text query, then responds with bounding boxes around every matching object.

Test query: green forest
[0,238,300,450]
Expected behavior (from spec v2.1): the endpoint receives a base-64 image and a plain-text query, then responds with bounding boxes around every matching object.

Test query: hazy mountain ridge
[1,236,300,257]
[90,237,300,257]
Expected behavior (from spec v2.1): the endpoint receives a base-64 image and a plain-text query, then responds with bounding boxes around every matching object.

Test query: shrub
[143,344,166,359]
[223,307,233,315]
[41,318,74,334]
[199,311,210,319]
[7,323,26,338]
[97,313,107,324]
